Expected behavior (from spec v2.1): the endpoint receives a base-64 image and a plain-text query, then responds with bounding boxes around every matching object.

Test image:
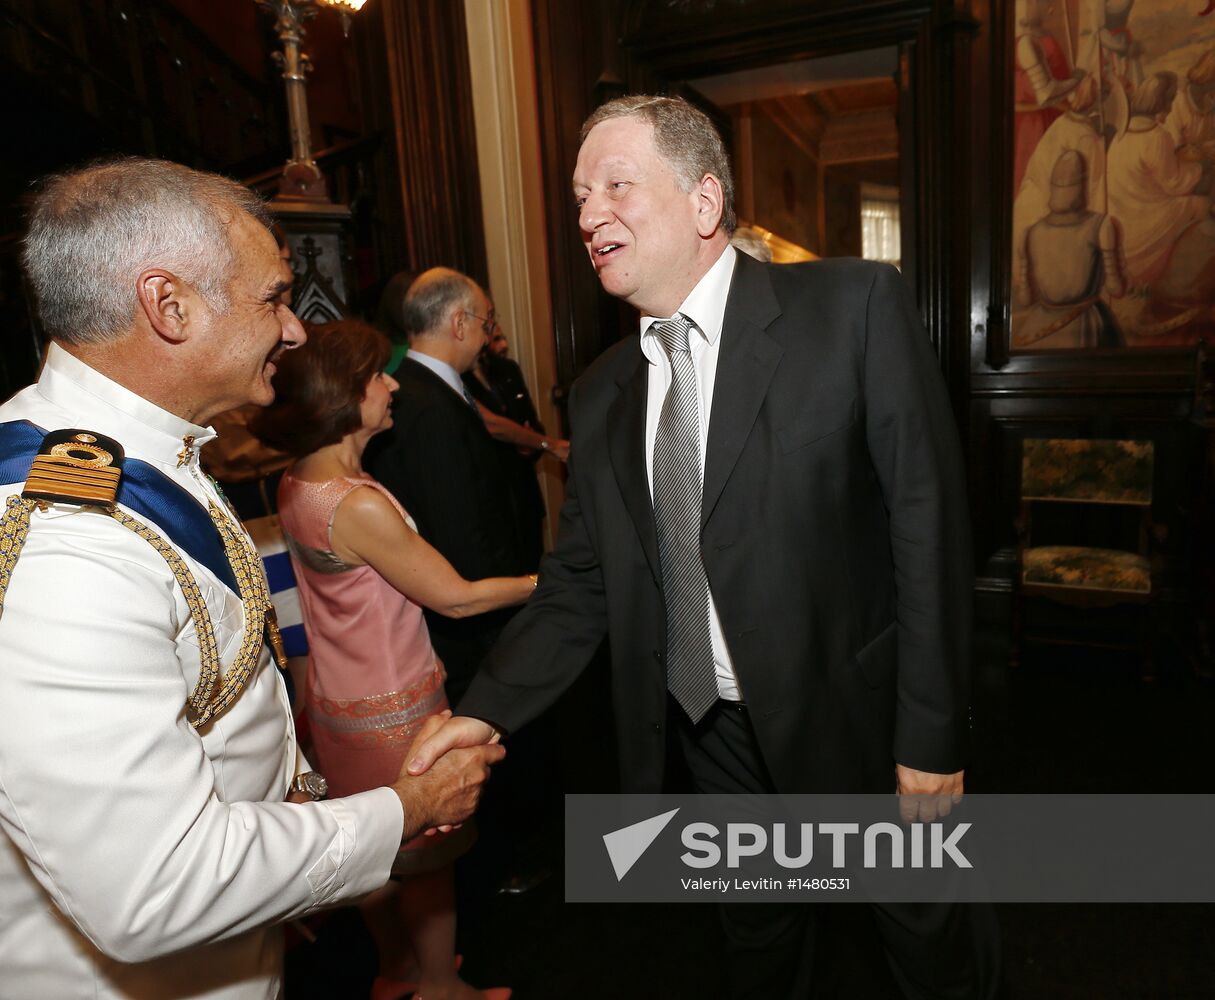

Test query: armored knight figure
[1016,149,1126,349]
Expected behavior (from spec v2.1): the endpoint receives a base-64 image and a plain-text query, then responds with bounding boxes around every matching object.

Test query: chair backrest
[1021,439,1153,506]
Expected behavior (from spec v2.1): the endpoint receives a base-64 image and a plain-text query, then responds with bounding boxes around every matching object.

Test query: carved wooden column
[276,206,356,322]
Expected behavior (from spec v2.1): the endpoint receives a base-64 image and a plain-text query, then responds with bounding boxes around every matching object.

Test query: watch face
[297,772,328,799]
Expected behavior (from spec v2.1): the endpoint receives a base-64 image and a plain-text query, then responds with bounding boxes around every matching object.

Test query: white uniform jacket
[0,345,403,999]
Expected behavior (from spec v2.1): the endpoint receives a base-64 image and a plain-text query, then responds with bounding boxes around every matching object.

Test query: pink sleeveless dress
[278,471,472,872]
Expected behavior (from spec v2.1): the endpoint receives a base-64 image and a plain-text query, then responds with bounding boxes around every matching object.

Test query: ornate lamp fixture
[255,0,367,201]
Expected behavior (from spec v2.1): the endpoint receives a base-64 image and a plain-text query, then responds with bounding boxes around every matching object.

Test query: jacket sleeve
[0,508,402,963]
[369,401,514,580]
[457,381,609,732]
[861,264,972,774]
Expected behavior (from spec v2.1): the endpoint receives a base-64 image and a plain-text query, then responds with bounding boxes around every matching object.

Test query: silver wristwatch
[291,770,329,800]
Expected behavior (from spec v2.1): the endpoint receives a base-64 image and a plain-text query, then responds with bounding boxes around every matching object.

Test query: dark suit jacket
[463,356,546,570]
[366,357,536,692]
[459,256,973,794]
[464,353,545,433]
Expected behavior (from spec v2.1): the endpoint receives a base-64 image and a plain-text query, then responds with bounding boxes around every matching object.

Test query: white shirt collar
[640,246,737,363]
[407,349,467,400]
[36,342,214,466]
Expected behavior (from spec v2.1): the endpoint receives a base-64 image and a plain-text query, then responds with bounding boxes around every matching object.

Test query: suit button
[653,722,662,733]
[652,649,665,664]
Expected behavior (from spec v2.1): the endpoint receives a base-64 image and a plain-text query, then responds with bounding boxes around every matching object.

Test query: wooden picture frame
[989,0,1214,364]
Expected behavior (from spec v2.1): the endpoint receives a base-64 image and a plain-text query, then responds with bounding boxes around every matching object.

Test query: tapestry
[1010,0,1215,350]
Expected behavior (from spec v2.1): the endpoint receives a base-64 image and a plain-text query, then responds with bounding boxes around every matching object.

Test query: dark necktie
[651,315,717,723]
[461,380,480,412]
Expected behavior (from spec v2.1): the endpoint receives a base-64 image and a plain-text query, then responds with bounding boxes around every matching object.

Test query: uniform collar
[37,342,215,468]
[640,245,737,364]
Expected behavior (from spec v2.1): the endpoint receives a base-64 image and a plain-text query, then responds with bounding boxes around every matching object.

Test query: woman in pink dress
[255,320,529,1000]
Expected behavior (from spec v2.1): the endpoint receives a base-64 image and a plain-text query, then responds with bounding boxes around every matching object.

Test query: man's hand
[392,712,505,842]
[407,714,500,775]
[895,764,964,824]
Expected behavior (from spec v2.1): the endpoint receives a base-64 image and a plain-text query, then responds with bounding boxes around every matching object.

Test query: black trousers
[675,700,1002,1000]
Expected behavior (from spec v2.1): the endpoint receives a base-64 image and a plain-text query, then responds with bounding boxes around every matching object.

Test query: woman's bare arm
[330,486,534,618]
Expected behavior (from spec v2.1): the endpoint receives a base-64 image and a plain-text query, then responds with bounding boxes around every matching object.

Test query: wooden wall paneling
[0,0,283,177]
[972,390,1198,591]
[620,0,936,70]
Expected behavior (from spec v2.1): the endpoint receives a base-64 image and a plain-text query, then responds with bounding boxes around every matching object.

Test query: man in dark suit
[410,97,998,997]
[464,325,554,571]
[366,269,557,911]
[365,267,535,702]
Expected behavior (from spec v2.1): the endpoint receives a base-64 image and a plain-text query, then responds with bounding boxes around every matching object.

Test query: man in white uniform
[0,158,503,999]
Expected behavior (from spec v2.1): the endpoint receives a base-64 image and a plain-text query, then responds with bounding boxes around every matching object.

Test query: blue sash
[0,419,239,595]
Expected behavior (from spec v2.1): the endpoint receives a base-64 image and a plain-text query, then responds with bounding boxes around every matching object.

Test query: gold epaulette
[22,429,124,508]
[2,428,276,730]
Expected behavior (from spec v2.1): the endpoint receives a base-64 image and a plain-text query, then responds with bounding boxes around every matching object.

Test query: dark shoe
[496,866,552,895]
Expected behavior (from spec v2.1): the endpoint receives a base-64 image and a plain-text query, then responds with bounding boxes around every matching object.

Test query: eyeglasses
[463,311,499,336]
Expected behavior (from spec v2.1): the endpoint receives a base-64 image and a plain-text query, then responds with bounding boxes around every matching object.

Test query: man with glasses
[367,267,539,704]
[368,266,558,919]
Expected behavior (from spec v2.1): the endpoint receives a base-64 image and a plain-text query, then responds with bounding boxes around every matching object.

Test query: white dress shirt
[408,349,472,403]
[0,345,403,999]
[640,245,744,701]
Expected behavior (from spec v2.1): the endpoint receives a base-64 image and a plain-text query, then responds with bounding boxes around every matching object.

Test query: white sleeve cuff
[307,787,402,904]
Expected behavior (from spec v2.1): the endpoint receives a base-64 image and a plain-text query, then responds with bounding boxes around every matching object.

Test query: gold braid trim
[192,502,269,729]
[108,508,224,727]
[0,496,38,618]
[0,494,273,731]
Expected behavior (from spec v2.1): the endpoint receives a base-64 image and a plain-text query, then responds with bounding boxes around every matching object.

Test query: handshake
[390,712,504,841]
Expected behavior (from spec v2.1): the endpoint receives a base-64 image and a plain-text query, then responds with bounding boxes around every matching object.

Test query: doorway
[686,47,901,266]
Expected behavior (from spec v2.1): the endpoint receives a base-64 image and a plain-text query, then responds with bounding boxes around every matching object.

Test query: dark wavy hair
[251,319,392,458]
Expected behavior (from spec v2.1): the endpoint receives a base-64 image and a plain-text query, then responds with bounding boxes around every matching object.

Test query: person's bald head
[403,268,481,338]
[403,267,492,374]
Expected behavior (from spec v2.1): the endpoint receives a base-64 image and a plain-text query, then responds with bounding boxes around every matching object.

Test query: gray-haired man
[0,158,502,998]
[412,95,1000,998]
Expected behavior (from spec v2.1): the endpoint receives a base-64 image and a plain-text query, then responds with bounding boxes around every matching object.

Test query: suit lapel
[402,357,480,424]
[607,344,660,585]
[702,256,783,528]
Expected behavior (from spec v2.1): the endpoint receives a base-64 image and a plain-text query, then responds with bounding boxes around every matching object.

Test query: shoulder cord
[0,494,274,730]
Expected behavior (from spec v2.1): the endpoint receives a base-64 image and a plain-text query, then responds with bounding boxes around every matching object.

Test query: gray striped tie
[652,315,717,723]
